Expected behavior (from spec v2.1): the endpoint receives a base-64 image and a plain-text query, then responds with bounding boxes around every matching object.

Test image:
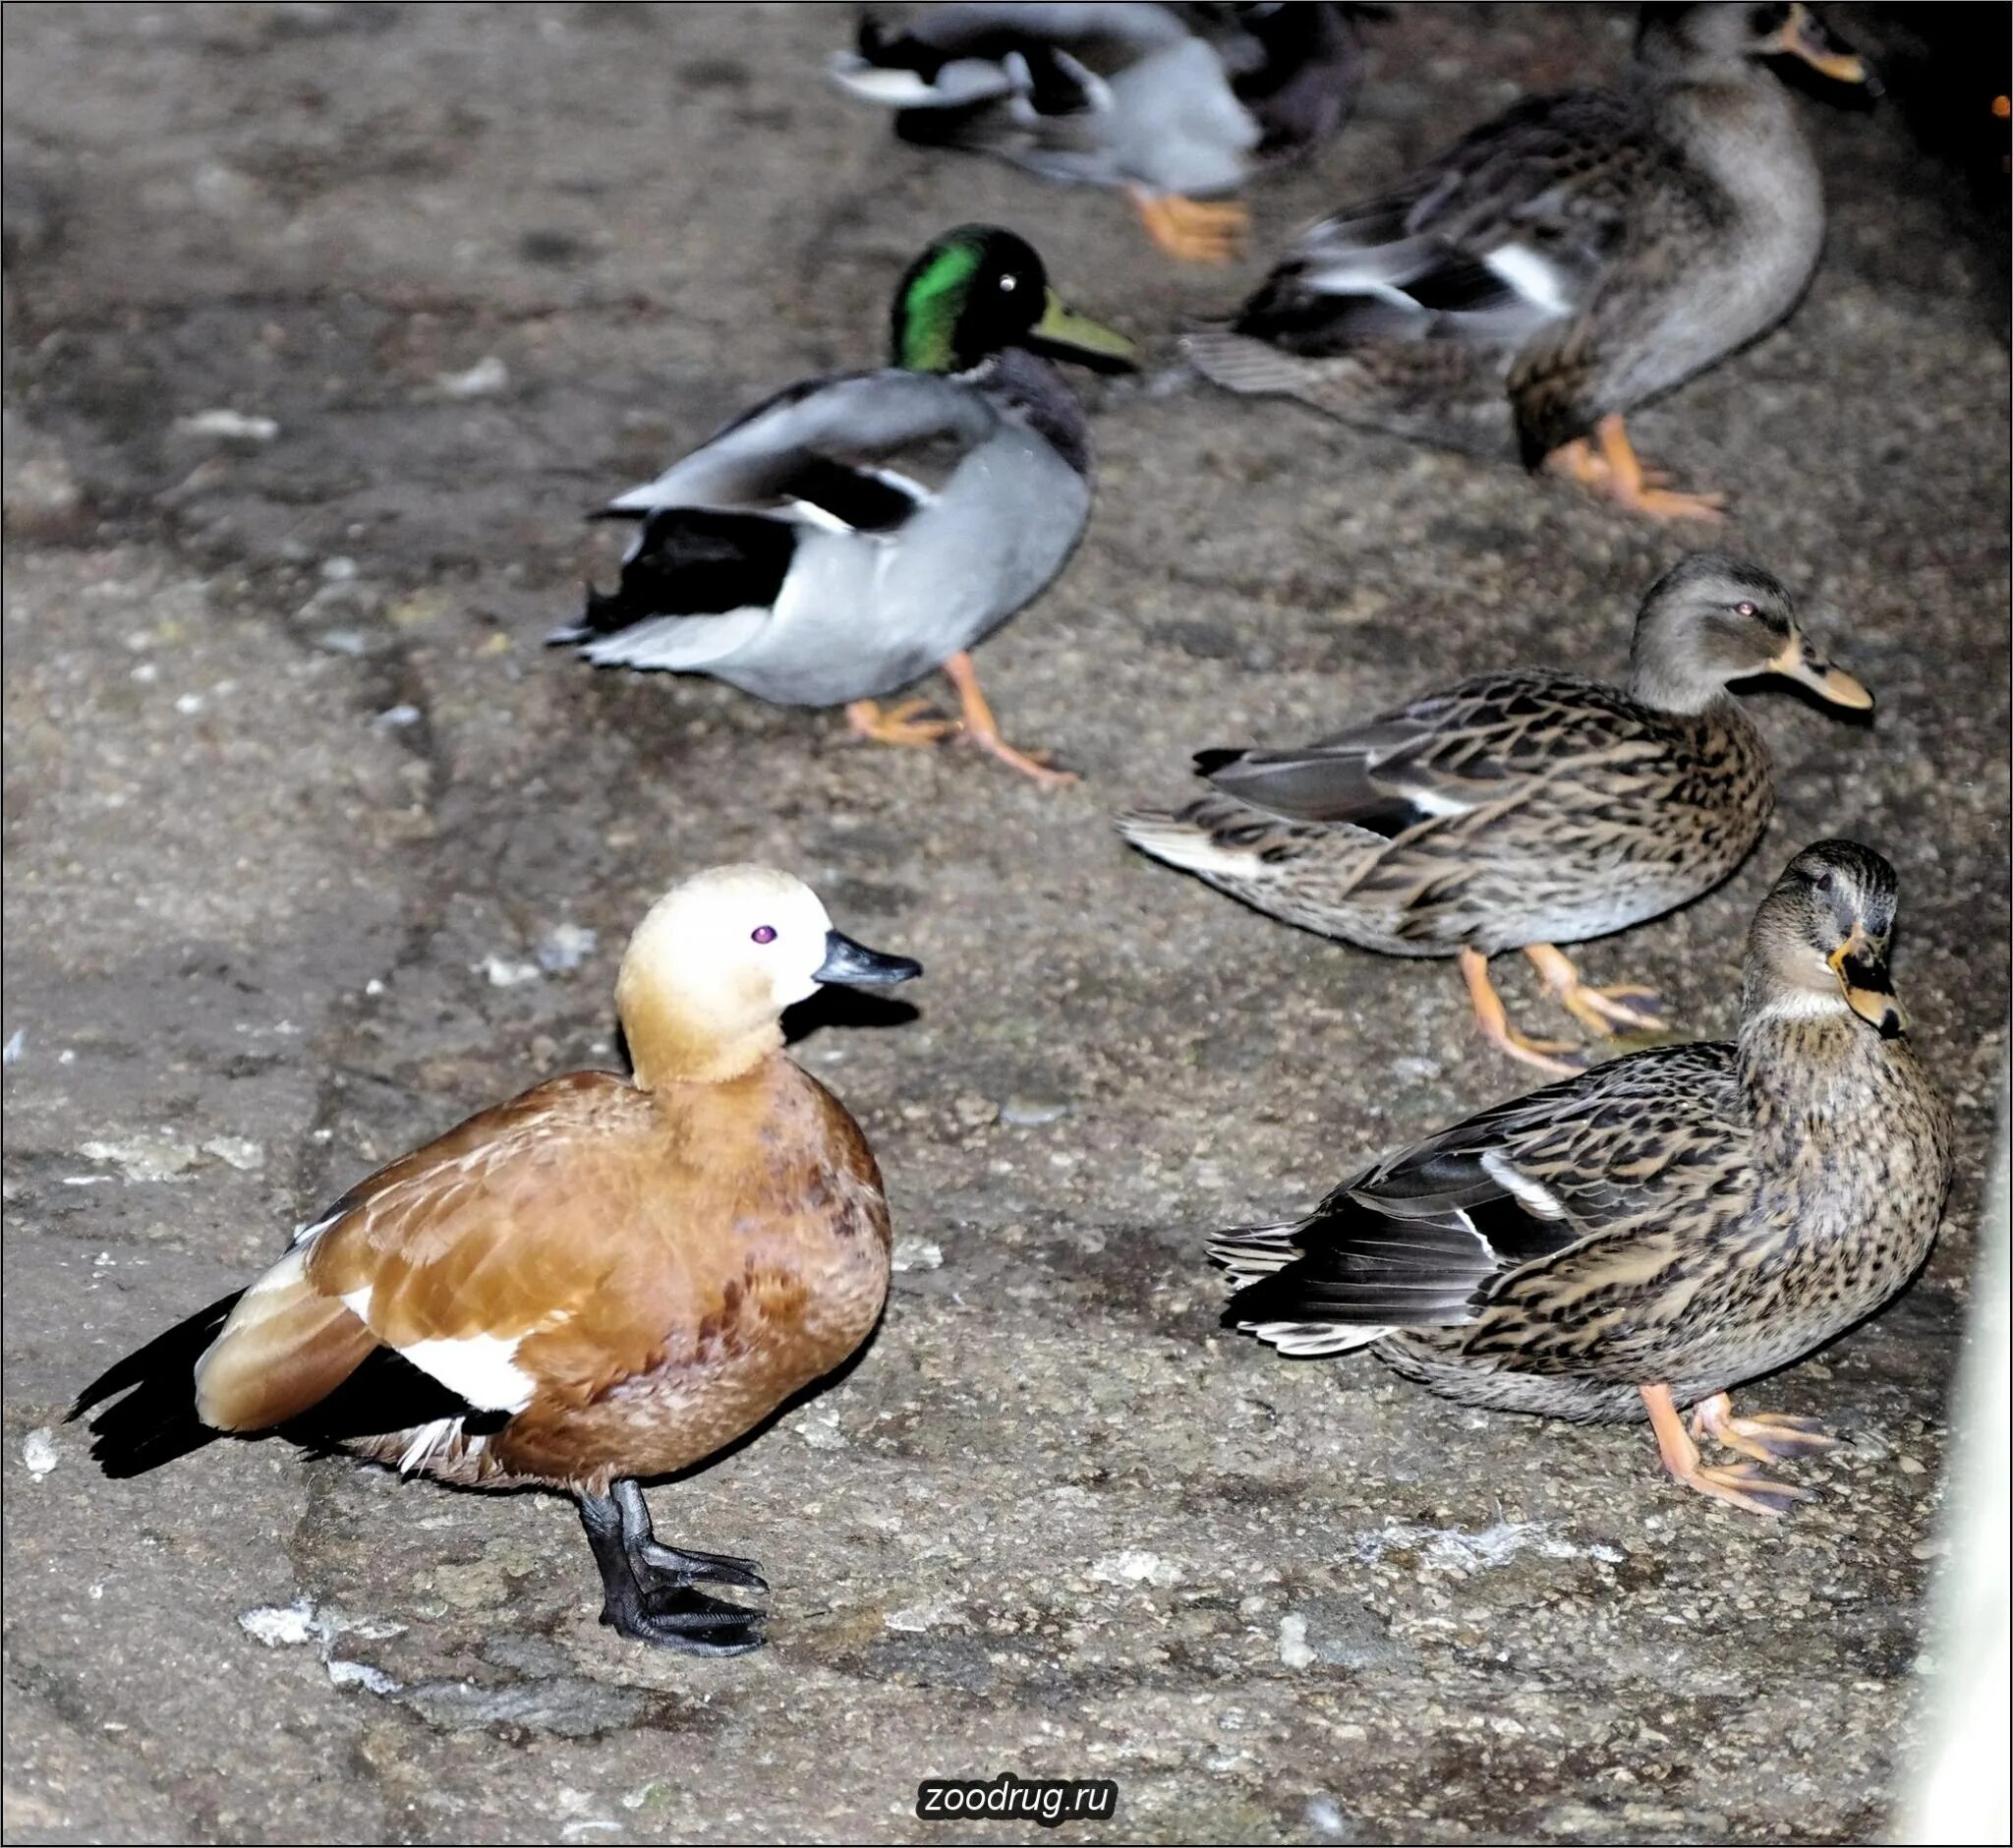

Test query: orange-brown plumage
[191,1064,893,1492]
[74,866,922,1652]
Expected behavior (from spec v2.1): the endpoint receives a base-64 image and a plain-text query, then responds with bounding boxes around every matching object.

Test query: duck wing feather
[1216,1042,1741,1333]
[556,372,999,650]
[1195,670,1653,836]
[1237,87,1657,355]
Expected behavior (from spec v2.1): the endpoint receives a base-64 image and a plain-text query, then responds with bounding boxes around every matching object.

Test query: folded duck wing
[602,371,997,522]
[1237,90,1646,355]
[1215,1044,1738,1350]
[1195,672,1633,834]
[78,1075,667,1477]
[556,373,998,661]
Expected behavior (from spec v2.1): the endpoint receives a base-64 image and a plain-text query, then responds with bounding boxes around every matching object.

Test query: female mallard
[72,868,920,1651]
[831,4,1369,263]
[1212,840,1953,1519]
[1186,3,1870,518]
[550,225,1133,784]
[1117,554,1871,1072]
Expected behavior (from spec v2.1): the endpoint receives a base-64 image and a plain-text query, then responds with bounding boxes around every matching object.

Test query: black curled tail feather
[70,1290,243,1478]
[551,507,797,647]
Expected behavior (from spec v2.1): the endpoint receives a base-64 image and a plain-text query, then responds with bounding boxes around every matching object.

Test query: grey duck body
[558,351,1093,709]
[831,4,1366,201]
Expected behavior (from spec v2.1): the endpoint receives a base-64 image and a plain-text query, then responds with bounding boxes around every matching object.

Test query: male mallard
[830,4,1368,263]
[73,868,921,1652]
[1213,840,1953,1519]
[551,225,1133,784]
[1187,3,1870,518]
[1117,554,1872,1072]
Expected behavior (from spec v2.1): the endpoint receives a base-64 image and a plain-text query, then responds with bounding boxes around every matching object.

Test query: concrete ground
[4,4,2007,1842]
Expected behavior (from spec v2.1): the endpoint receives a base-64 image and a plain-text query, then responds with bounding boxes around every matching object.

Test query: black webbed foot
[631,1539,768,1591]
[599,1577,766,1655]
[578,1480,770,1653]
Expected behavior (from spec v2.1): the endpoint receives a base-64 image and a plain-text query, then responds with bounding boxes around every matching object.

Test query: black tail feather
[70,1289,244,1478]
[559,506,795,644]
[280,1346,504,1453]
[71,1289,516,1480]
[1226,1269,1474,1327]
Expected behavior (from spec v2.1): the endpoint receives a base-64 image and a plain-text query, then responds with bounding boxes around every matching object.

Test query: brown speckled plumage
[1118,553,1868,965]
[1213,841,1952,1512]
[1122,669,1775,958]
[1186,4,1868,473]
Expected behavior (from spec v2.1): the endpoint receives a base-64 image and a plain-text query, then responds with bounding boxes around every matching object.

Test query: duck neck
[1650,64,1811,206]
[618,974,784,1089]
[1625,650,1736,717]
[974,347,1092,475]
[1735,998,1883,1164]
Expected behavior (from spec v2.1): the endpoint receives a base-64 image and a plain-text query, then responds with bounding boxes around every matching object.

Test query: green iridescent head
[889,224,1136,375]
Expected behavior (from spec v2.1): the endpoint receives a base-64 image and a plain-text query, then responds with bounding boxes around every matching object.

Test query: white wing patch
[869,465,934,507]
[1479,1150,1566,1221]
[828,61,946,106]
[340,1288,541,1415]
[1482,244,1574,319]
[1246,1320,1393,1357]
[782,496,856,535]
[1398,782,1481,819]
[289,1209,345,1249]
[1304,267,1426,312]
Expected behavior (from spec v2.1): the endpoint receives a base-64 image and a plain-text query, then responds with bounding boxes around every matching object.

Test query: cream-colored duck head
[616,865,920,1085]
[1628,551,1872,717]
[1742,839,1907,1038]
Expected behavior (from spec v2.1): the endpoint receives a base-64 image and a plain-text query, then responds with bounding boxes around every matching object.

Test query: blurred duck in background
[831,3,1370,262]
[1187,3,1873,518]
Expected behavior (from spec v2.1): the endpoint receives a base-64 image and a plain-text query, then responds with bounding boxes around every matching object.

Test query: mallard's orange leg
[1544,414,1727,523]
[1640,1382,1813,1517]
[845,697,959,748]
[1525,943,1669,1035]
[1124,185,1248,264]
[1690,1391,1839,1463]
[941,652,1076,787]
[1459,947,1587,1076]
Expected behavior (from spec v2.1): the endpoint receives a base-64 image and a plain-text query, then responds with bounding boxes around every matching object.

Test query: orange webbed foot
[1691,1392,1840,1465]
[1642,1383,1816,1520]
[941,652,1077,787]
[845,697,959,749]
[1545,415,1727,523]
[1525,944,1671,1036]
[1126,187,1249,265]
[1460,947,1590,1076]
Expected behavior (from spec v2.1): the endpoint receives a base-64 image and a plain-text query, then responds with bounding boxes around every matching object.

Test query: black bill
[815,930,922,986]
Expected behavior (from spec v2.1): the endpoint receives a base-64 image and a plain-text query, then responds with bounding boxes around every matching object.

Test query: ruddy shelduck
[73,866,920,1652]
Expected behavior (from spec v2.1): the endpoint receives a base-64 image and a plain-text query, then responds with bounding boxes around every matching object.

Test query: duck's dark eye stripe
[752,926,776,945]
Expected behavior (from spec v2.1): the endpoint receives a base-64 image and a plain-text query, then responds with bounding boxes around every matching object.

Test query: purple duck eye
[751,925,776,945]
